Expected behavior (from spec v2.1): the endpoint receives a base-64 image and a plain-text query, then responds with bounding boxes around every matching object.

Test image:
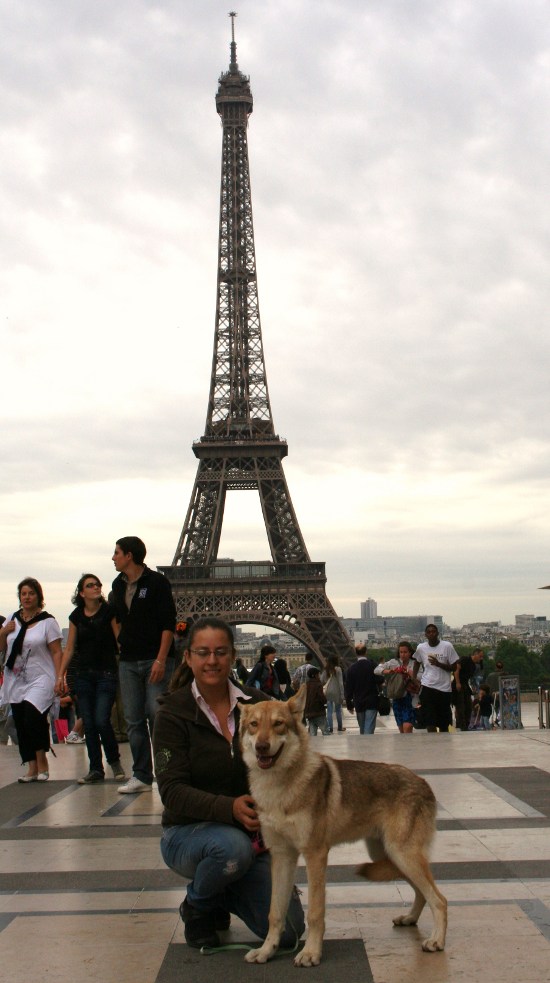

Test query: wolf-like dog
[240,686,447,967]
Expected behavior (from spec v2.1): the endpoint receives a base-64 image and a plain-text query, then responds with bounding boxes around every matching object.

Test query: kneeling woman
[153,616,304,949]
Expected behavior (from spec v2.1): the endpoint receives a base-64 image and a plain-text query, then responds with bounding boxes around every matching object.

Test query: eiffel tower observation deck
[160,15,354,664]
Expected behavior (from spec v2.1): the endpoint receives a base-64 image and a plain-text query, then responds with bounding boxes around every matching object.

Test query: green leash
[200,914,303,958]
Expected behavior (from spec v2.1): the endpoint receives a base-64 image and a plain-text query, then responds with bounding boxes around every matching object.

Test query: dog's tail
[356,859,401,882]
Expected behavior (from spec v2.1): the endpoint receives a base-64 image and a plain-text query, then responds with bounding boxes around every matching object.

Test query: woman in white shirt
[0,578,62,782]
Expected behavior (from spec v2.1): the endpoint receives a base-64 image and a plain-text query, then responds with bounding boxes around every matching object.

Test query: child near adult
[476,684,493,730]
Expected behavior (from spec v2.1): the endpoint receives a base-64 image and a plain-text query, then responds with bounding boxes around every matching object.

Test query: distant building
[343,614,444,641]
[360,598,378,620]
[515,614,548,630]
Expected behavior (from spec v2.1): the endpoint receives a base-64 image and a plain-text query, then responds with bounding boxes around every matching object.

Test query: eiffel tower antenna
[229,11,238,71]
[161,19,354,664]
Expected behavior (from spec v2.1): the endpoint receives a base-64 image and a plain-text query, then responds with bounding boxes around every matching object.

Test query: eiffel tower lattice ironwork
[160,17,354,664]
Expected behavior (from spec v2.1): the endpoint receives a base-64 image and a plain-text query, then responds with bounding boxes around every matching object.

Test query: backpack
[385,671,409,701]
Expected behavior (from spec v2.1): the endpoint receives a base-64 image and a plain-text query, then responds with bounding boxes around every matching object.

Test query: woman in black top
[56,574,125,784]
[246,645,280,698]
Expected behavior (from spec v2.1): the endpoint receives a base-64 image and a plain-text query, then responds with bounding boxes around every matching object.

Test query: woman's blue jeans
[326,700,344,732]
[75,671,119,774]
[161,822,305,946]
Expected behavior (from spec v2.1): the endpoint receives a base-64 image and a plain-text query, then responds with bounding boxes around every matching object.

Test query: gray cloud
[1,0,549,627]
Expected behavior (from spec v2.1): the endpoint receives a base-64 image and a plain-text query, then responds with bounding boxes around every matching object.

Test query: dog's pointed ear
[240,704,252,725]
[288,684,307,718]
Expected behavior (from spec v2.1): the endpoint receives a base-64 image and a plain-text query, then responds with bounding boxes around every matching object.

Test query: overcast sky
[2,0,550,630]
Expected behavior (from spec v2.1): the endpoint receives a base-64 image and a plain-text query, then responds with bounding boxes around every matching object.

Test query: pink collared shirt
[191,678,252,737]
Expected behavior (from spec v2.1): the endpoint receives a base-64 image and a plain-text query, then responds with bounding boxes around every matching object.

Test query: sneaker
[179,898,220,949]
[65,732,86,744]
[18,774,38,783]
[36,771,49,781]
[78,771,104,784]
[110,761,126,781]
[117,776,152,794]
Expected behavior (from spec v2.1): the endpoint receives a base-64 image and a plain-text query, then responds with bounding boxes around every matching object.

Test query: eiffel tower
[160,15,354,665]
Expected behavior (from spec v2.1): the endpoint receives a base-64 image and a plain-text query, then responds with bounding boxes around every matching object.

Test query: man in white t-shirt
[412,624,459,733]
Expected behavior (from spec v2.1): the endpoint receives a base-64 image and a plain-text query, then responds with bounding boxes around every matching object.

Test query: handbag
[377,691,391,716]
[385,671,409,701]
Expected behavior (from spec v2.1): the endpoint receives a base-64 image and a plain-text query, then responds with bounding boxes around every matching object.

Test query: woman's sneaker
[78,771,104,784]
[65,732,86,744]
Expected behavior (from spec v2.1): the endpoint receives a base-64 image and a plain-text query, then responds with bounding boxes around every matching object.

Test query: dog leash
[200,914,303,959]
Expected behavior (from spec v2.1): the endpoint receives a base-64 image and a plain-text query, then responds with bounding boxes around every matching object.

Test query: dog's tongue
[257,755,274,770]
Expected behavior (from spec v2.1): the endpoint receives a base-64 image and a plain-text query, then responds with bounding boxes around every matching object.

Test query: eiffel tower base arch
[159,561,355,666]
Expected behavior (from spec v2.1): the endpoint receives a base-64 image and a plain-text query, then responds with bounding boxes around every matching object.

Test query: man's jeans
[161,821,305,946]
[75,671,119,774]
[118,658,174,784]
[357,708,377,734]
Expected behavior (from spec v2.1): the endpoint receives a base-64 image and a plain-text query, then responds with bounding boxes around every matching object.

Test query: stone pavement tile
[0,913,172,983]
[157,939,373,983]
[359,902,550,983]
[0,890,143,912]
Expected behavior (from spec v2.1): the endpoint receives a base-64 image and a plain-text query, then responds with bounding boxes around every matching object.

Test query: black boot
[214,907,231,931]
[179,898,220,948]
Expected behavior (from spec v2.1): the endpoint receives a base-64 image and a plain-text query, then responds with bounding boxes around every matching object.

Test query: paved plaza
[1,703,549,982]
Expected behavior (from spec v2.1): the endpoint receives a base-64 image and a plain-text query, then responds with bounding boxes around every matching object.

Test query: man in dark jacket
[345,644,381,734]
[111,536,176,794]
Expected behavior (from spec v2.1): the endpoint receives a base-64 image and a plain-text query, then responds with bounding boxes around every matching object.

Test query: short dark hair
[17,577,44,608]
[116,536,147,565]
[397,640,414,656]
[71,574,105,608]
[260,644,276,661]
[425,623,438,632]
[307,666,320,678]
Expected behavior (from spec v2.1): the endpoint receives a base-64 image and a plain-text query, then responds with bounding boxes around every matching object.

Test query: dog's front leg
[244,843,298,964]
[294,847,328,967]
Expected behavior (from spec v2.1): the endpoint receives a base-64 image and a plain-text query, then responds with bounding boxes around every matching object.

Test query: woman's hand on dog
[233,794,261,831]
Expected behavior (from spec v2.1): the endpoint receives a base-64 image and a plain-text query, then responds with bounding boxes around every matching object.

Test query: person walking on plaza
[375,641,419,734]
[56,574,125,784]
[111,537,176,793]
[453,648,484,731]
[320,654,346,732]
[345,643,381,734]
[304,666,328,735]
[0,578,62,781]
[246,644,280,698]
[412,624,459,733]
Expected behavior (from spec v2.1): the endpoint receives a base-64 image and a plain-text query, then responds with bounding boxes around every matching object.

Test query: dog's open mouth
[255,744,284,770]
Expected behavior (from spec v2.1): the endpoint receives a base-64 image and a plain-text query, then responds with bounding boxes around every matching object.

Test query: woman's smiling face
[185,627,235,696]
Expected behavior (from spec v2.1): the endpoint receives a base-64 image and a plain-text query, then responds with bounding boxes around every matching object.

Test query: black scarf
[5,611,53,670]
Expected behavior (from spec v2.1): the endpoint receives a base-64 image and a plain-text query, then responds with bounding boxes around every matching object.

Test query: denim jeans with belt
[161,821,305,946]
[118,658,174,784]
[75,670,119,774]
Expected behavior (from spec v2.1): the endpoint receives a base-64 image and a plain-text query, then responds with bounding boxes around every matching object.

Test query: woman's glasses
[189,647,231,659]
[83,582,102,589]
